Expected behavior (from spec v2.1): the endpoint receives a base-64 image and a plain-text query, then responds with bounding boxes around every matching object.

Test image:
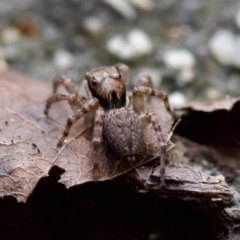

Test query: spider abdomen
[104,108,144,161]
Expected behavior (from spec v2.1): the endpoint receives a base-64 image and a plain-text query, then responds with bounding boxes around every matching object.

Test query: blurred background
[1,1,240,239]
[1,0,240,105]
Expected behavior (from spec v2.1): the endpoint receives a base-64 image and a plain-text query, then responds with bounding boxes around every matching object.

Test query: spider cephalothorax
[85,65,126,110]
[44,63,172,186]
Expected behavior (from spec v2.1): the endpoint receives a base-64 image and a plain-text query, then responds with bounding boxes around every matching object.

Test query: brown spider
[44,64,172,186]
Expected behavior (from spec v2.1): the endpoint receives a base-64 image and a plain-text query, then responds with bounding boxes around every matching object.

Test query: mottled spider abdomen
[104,108,144,161]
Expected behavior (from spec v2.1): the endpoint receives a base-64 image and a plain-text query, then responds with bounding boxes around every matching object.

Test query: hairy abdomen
[104,108,144,161]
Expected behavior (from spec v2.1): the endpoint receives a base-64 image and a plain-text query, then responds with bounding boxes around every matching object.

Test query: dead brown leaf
[174,97,240,161]
[134,136,234,204]
[175,97,240,112]
[0,71,173,202]
[148,164,232,203]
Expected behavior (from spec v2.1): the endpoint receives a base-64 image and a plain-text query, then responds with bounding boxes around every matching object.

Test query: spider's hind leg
[140,112,167,187]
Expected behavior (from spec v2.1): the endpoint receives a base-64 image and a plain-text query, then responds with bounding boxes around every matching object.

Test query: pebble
[128,0,154,11]
[209,30,240,68]
[53,49,75,70]
[103,0,154,20]
[162,49,196,70]
[206,88,223,100]
[176,68,195,86]
[103,0,137,20]
[42,25,60,42]
[1,27,22,44]
[208,30,236,66]
[83,17,103,37]
[168,91,187,107]
[106,29,153,60]
[3,44,21,61]
[162,49,196,85]
[233,36,240,68]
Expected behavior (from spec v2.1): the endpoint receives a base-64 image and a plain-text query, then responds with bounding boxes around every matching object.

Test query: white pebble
[128,0,154,11]
[103,0,137,20]
[53,49,75,70]
[163,49,196,70]
[206,88,223,100]
[3,44,20,60]
[107,36,132,59]
[232,36,240,68]
[208,30,236,66]
[83,17,103,36]
[42,25,60,41]
[176,68,195,86]
[106,29,153,60]
[128,29,153,54]
[168,91,187,107]
[1,27,22,44]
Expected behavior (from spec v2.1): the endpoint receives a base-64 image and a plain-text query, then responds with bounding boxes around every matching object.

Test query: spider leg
[136,75,153,88]
[136,75,153,103]
[53,76,76,94]
[57,98,99,147]
[44,93,81,115]
[45,76,89,115]
[139,112,167,187]
[133,86,172,115]
[92,107,105,153]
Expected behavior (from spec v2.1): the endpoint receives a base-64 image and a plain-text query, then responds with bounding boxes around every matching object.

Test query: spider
[44,64,173,186]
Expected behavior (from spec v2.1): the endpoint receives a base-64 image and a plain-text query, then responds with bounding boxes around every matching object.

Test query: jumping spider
[44,64,172,186]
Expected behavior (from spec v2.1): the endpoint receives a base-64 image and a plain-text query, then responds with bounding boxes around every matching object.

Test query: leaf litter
[0,70,236,206]
[0,70,174,202]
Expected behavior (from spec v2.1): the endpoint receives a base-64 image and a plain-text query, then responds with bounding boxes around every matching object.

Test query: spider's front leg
[92,107,105,152]
[57,98,99,147]
[53,76,76,94]
[136,75,153,88]
[133,86,172,115]
[44,77,82,115]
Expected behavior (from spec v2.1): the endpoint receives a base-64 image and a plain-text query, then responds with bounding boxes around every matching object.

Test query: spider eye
[92,78,97,86]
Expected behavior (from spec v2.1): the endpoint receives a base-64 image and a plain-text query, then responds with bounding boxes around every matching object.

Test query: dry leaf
[174,97,240,160]
[133,135,234,205]
[175,97,240,112]
[0,71,173,202]
[147,164,233,203]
